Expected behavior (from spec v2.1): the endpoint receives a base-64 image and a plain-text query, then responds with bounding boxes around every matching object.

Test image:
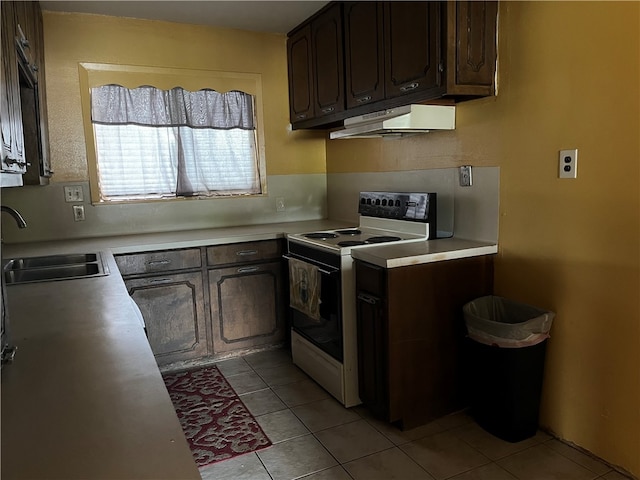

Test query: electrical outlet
[459,165,473,187]
[72,205,85,221]
[64,185,84,202]
[276,197,286,212]
[559,149,578,179]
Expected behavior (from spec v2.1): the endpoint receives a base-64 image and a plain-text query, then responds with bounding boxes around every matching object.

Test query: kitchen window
[79,63,267,204]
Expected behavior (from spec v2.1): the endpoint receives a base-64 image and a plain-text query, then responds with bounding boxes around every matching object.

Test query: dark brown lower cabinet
[355,255,494,430]
[209,261,285,354]
[125,271,208,366]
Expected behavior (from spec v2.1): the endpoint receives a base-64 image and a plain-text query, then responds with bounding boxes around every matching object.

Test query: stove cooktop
[289,221,429,255]
[288,192,437,254]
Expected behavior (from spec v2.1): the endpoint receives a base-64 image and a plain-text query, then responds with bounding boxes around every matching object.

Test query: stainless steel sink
[5,253,99,270]
[3,252,109,285]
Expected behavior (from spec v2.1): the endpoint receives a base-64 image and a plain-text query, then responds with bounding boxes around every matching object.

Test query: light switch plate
[459,165,473,187]
[64,185,84,202]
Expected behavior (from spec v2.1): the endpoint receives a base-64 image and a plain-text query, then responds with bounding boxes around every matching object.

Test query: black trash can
[463,296,555,443]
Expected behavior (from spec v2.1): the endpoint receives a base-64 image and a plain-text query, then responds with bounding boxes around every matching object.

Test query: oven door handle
[282,254,339,276]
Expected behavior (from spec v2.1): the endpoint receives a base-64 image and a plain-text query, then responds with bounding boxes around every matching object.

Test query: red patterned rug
[163,365,271,467]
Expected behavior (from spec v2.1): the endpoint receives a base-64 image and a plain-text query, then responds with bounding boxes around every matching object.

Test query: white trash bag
[463,296,555,348]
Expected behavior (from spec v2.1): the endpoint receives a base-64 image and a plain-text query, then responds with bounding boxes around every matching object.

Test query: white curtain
[91,85,260,200]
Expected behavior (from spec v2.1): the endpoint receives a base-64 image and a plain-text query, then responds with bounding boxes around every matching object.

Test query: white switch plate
[459,165,473,187]
[64,185,84,202]
[559,149,578,179]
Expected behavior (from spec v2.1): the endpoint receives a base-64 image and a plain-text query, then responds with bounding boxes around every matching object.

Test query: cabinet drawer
[115,248,201,276]
[355,260,386,297]
[206,240,282,266]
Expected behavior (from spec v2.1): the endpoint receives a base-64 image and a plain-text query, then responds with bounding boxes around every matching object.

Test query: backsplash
[327,166,499,243]
[0,174,327,243]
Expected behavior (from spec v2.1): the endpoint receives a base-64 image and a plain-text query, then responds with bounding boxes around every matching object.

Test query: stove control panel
[358,191,436,223]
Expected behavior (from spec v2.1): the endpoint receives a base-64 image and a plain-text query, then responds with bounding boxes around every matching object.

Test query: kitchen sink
[3,252,109,285]
[5,253,100,270]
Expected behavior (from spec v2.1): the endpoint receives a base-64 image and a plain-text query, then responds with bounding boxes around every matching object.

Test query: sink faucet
[1,206,27,229]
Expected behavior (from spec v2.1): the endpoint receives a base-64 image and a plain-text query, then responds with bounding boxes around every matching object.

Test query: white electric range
[284,192,437,407]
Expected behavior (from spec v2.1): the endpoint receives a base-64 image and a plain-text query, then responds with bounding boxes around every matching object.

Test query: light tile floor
[199,348,632,480]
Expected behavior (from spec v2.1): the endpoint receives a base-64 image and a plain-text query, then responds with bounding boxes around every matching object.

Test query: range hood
[329,104,455,140]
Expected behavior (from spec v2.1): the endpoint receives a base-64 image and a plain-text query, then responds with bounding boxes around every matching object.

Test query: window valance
[90,85,255,130]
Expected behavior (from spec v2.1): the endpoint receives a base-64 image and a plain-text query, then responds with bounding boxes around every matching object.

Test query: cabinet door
[19,0,51,185]
[287,24,314,123]
[446,1,498,96]
[344,2,385,109]
[356,289,389,419]
[384,1,444,100]
[312,3,345,119]
[209,261,285,354]
[1,1,26,174]
[126,271,208,366]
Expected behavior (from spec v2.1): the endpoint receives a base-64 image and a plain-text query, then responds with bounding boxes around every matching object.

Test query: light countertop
[350,237,498,268]
[1,220,496,479]
[1,219,347,480]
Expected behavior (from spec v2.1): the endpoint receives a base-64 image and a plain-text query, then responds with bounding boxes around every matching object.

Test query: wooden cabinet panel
[287,24,314,123]
[356,288,388,419]
[115,248,201,276]
[446,1,498,96]
[126,271,208,366]
[344,2,385,109]
[384,1,444,100]
[1,1,26,174]
[287,2,344,127]
[312,3,345,119]
[2,0,50,183]
[209,261,285,354]
[356,255,494,429]
[19,0,51,185]
[206,239,282,267]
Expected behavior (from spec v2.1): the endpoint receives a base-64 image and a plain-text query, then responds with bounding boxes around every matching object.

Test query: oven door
[284,245,343,362]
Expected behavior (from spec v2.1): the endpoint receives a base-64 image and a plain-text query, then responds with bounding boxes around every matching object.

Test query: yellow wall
[42,11,326,181]
[328,1,639,476]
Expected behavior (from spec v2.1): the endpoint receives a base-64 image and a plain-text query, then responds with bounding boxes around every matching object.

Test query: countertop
[1,219,347,480]
[1,220,496,479]
[350,237,498,268]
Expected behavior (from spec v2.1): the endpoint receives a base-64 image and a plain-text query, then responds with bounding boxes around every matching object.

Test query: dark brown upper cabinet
[445,1,498,97]
[287,24,314,123]
[287,1,499,130]
[343,2,385,109]
[311,3,345,119]
[287,3,344,126]
[383,2,445,100]
[1,1,26,175]
[1,1,51,185]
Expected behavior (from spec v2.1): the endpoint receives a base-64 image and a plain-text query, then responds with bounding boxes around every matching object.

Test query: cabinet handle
[146,259,171,266]
[237,266,259,273]
[356,96,372,104]
[236,250,258,257]
[399,82,419,92]
[3,158,26,168]
[357,293,379,305]
[149,278,173,283]
[321,107,335,114]
[1,345,17,364]
[296,113,307,119]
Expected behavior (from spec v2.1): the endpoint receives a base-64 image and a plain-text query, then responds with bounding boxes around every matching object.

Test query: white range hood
[329,104,455,140]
